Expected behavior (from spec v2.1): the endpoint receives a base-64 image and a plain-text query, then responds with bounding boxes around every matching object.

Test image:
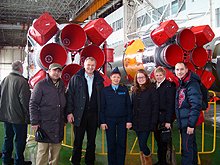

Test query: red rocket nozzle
[39,43,67,70]
[80,44,105,69]
[191,47,208,67]
[60,24,86,51]
[61,64,82,87]
[160,44,184,67]
[177,28,196,51]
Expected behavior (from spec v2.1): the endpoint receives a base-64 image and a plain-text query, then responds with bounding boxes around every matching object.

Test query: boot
[140,152,146,165]
[144,153,152,165]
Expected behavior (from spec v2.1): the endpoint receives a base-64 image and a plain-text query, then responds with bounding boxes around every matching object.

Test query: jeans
[135,131,151,156]
[180,128,198,165]
[2,122,27,165]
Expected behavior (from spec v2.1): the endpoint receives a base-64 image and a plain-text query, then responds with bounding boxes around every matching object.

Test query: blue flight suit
[100,85,132,165]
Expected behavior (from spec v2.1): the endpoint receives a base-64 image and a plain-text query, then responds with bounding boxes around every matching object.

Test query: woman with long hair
[132,69,159,165]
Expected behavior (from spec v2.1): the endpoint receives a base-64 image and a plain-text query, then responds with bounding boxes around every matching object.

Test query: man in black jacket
[0,60,32,165]
[175,62,202,165]
[66,57,104,165]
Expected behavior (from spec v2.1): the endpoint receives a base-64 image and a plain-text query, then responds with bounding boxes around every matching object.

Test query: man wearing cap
[100,67,132,165]
[66,57,104,165]
[0,60,32,165]
[29,63,66,165]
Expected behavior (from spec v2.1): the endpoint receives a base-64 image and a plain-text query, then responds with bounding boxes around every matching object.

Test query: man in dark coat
[29,63,66,165]
[0,60,31,165]
[66,57,104,165]
[175,62,202,165]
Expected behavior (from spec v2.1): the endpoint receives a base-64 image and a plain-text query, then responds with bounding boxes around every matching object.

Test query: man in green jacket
[0,60,32,165]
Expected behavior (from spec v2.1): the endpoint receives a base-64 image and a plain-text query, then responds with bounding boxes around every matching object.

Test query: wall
[0,47,26,81]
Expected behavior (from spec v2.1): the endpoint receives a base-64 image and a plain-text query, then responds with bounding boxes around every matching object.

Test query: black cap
[111,67,121,75]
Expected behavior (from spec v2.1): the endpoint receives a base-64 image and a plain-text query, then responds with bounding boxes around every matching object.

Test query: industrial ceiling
[0,0,122,47]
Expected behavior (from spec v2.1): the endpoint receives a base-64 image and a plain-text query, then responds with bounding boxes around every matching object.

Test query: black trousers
[71,111,98,165]
[154,128,170,165]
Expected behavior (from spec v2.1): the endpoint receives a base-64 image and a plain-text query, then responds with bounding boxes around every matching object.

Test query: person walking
[29,63,66,165]
[131,69,159,165]
[153,66,176,165]
[0,60,32,165]
[100,67,132,165]
[66,57,104,165]
[174,62,202,165]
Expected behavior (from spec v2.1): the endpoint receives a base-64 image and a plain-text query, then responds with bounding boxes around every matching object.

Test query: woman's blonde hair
[154,66,166,76]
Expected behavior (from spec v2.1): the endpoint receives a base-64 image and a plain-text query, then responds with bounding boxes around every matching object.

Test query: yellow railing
[28,91,218,163]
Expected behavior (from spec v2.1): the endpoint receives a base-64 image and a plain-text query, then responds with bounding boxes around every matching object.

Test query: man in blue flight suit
[100,67,132,165]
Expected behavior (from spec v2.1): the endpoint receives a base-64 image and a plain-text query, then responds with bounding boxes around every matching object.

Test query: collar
[156,78,166,88]
[84,72,94,79]
[11,70,22,76]
[111,84,119,90]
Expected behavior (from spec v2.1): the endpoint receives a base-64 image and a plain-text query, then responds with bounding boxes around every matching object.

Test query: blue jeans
[180,128,198,165]
[136,131,151,156]
[105,117,127,165]
[2,122,27,165]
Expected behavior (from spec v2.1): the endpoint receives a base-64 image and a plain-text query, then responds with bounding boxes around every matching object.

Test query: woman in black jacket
[132,69,159,165]
[153,66,176,165]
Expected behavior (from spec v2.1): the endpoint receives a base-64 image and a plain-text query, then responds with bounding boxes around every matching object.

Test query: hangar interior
[0,0,220,165]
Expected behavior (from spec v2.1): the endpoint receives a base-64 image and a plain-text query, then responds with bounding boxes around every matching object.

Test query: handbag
[159,124,172,143]
[35,127,49,142]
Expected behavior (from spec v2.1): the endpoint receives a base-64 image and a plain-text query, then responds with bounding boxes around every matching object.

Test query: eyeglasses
[137,76,146,80]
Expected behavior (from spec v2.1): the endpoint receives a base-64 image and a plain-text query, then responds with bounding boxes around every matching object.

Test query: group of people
[0,57,202,165]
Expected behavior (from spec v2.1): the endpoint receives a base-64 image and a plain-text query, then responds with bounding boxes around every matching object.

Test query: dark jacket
[99,85,132,124]
[0,71,31,124]
[175,71,202,129]
[132,84,159,131]
[29,74,66,143]
[66,68,104,127]
[156,80,176,124]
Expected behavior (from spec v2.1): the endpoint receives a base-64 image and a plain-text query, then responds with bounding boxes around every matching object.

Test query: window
[171,0,186,15]
[152,9,160,21]
[137,14,151,28]
[116,18,123,31]
[137,15,145,28]
[111,18,123,31]
[179,0,186,12]
[152,5,170,21]
[171,0,178,15]
[216,8,220,27]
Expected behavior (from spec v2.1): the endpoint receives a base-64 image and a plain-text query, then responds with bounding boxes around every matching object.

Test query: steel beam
[73,0,110,23]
